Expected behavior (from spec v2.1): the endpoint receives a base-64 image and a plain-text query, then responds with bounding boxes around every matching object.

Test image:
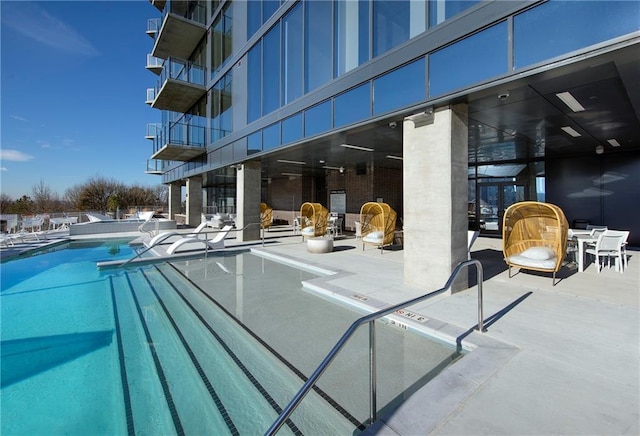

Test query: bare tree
[64,185,84,211]
[0,193,13,214]
[32,179,59,213]
[77,176,123,213]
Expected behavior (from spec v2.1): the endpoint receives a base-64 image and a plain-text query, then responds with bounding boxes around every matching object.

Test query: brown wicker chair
[299,202,329,241]
[260,203,273,230]
[360,202,397,253]
[502,201,569,285]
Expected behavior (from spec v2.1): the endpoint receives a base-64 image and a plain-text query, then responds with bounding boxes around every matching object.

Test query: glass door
[477,182,525,234]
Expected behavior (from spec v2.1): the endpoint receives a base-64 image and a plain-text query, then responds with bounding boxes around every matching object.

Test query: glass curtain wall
[210,2,233,78]
[334,0,370,77]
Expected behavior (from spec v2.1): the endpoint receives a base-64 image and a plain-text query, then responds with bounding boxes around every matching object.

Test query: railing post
[369,321,377,424]
[476,260,485,332]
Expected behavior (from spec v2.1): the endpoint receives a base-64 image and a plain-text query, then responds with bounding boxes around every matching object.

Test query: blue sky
[1,0,161,199]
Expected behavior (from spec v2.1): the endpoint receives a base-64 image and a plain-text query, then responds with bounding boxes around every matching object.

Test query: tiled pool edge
[251,247,520,435]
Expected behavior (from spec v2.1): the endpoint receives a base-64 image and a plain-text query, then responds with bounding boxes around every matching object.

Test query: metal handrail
[119,221,264,268]
[265,259,484,435]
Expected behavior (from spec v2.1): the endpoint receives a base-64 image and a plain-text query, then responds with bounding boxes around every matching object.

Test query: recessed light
[386,155,403,160]
[277,159,306,165]
[322,165,342,170]
[281,172,302,177]
[607,139,621,147]
[560,126,581,137]
[556,92,585,112]
[340,144,374,152]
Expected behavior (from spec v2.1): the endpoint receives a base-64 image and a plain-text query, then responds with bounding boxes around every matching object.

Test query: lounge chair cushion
[301,226,315,236]
[508,254,557,270]
[363,231,384,243]
[519,246,555,260]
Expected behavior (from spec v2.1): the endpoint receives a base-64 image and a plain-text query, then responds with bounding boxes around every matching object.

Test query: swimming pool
[1,240,462,434]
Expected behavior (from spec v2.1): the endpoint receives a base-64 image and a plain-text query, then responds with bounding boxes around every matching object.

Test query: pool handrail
[265,259,484,435]
[119,222,264,268]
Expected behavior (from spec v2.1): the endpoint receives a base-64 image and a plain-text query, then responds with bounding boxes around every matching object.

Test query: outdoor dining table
[570,230,598,272]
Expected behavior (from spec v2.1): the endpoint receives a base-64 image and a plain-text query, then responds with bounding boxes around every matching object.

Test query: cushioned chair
[360,202,397,253]
[502,201,569,285]
[260,203,273,230]
[299,202,329,241]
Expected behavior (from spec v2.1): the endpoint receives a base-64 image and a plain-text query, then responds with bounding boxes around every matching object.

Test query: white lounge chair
[147,221,210,247]
[86,212,113,222]
[165,225,233,255]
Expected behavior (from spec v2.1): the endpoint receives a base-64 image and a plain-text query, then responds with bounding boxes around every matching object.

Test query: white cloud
[37,140,51,149]
[0,149,35,162]
[10,115,28,122]
[1,167,7,171]
[2,2,99,56]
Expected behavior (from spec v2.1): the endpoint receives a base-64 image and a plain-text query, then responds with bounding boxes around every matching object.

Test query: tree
[77,176,123,212]
[0,193,13,214]
[10,195,34,215]
[64,185,84,211]
[32,180,58,213]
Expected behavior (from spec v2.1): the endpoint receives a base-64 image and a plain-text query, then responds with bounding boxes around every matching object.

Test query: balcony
[146,54,164,75]
[145,159,164,175]
[151,58,206,113]
[149,0,166,12]
[145,88,156,105]
[145,123,162,140]
[146,18,161,38]
[151,122,206,161]
[151,2,206,60]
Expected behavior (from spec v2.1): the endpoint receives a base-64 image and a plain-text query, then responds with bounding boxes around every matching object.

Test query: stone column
[185,175,202,226]
[403,104,469,292]
[168,181,182,221]
[236,161,261,241]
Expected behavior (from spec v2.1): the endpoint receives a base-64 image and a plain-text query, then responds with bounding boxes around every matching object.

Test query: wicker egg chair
[360,202,397,253]
[260,203,273,229]
[299,202,329,240]
[502,201,569,285]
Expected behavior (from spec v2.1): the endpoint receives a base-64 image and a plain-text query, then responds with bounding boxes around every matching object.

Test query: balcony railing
[150,58,206,113]
[145,88,156,105]
[146,18,161,38]
[145,123,162,140]
[145,159,165,175]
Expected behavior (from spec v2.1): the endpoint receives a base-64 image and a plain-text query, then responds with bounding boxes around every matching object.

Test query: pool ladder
[265,259,485,435]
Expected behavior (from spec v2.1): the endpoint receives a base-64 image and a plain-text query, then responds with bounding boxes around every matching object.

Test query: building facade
[144,0,640,288]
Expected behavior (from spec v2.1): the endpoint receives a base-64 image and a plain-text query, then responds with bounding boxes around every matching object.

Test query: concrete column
[186,176,203,226]
[236,161,261,241]
[403,104,469,292]
[168,182,182,220]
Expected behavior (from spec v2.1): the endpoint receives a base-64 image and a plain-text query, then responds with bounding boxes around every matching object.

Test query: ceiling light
[340,144,374,152]
[386,155,403,160]
[277,159,306,165]
[607,139,621,147]
[556,92,585,112]
[560,126,581,137]
[281,172,302,177]
[595,145,604,155]
[322,165,342,170]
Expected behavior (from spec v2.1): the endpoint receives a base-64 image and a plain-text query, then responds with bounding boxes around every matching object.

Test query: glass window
[247,41,262,123]
[429,21,507,97]
[263,23,281,115]
[334,83,371,128]
[429,1,479,27]
[263,0,280,23]
[211,2,233,78]
[305,0,333,93]
[212,71,233,142]
[373,58,425,115]
[374,0,411,57]
[282,3,303,105]
[335,0,370,77]
[282,113,303,144]
[304,100,332,137]
[233,140,247,161]
[514,0,640,69]
[248,131,263,154]
[248,0,261,39]
[263,123,281,151]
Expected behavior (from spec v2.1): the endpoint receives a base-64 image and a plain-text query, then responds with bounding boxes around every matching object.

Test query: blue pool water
[0,240,361,435]
[1,240,463,435]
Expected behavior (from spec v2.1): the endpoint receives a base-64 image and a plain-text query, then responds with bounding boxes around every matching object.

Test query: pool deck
[2,226,638,435]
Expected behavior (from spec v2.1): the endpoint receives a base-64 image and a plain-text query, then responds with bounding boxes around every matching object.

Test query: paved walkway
[2,227,638,435]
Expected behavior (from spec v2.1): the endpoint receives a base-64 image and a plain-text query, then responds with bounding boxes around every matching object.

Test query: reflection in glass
[429,1,479,27]
[282,113,303,144]
[247,42,262,123]
[429,21,507,97]
[335,0,370,77]
[248,131,262,155]
[305,100,332,138]
[374,58,425,115]
[335,83,370,128]
[514,0,640,69]
[305,0,332,93]
[283,3,303,105]
[211,72,233,142]
[248,0,261,39]
[263,123,281,151]
[263,23,281,115]
[210,2,233,77]
[374,1,424,56]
